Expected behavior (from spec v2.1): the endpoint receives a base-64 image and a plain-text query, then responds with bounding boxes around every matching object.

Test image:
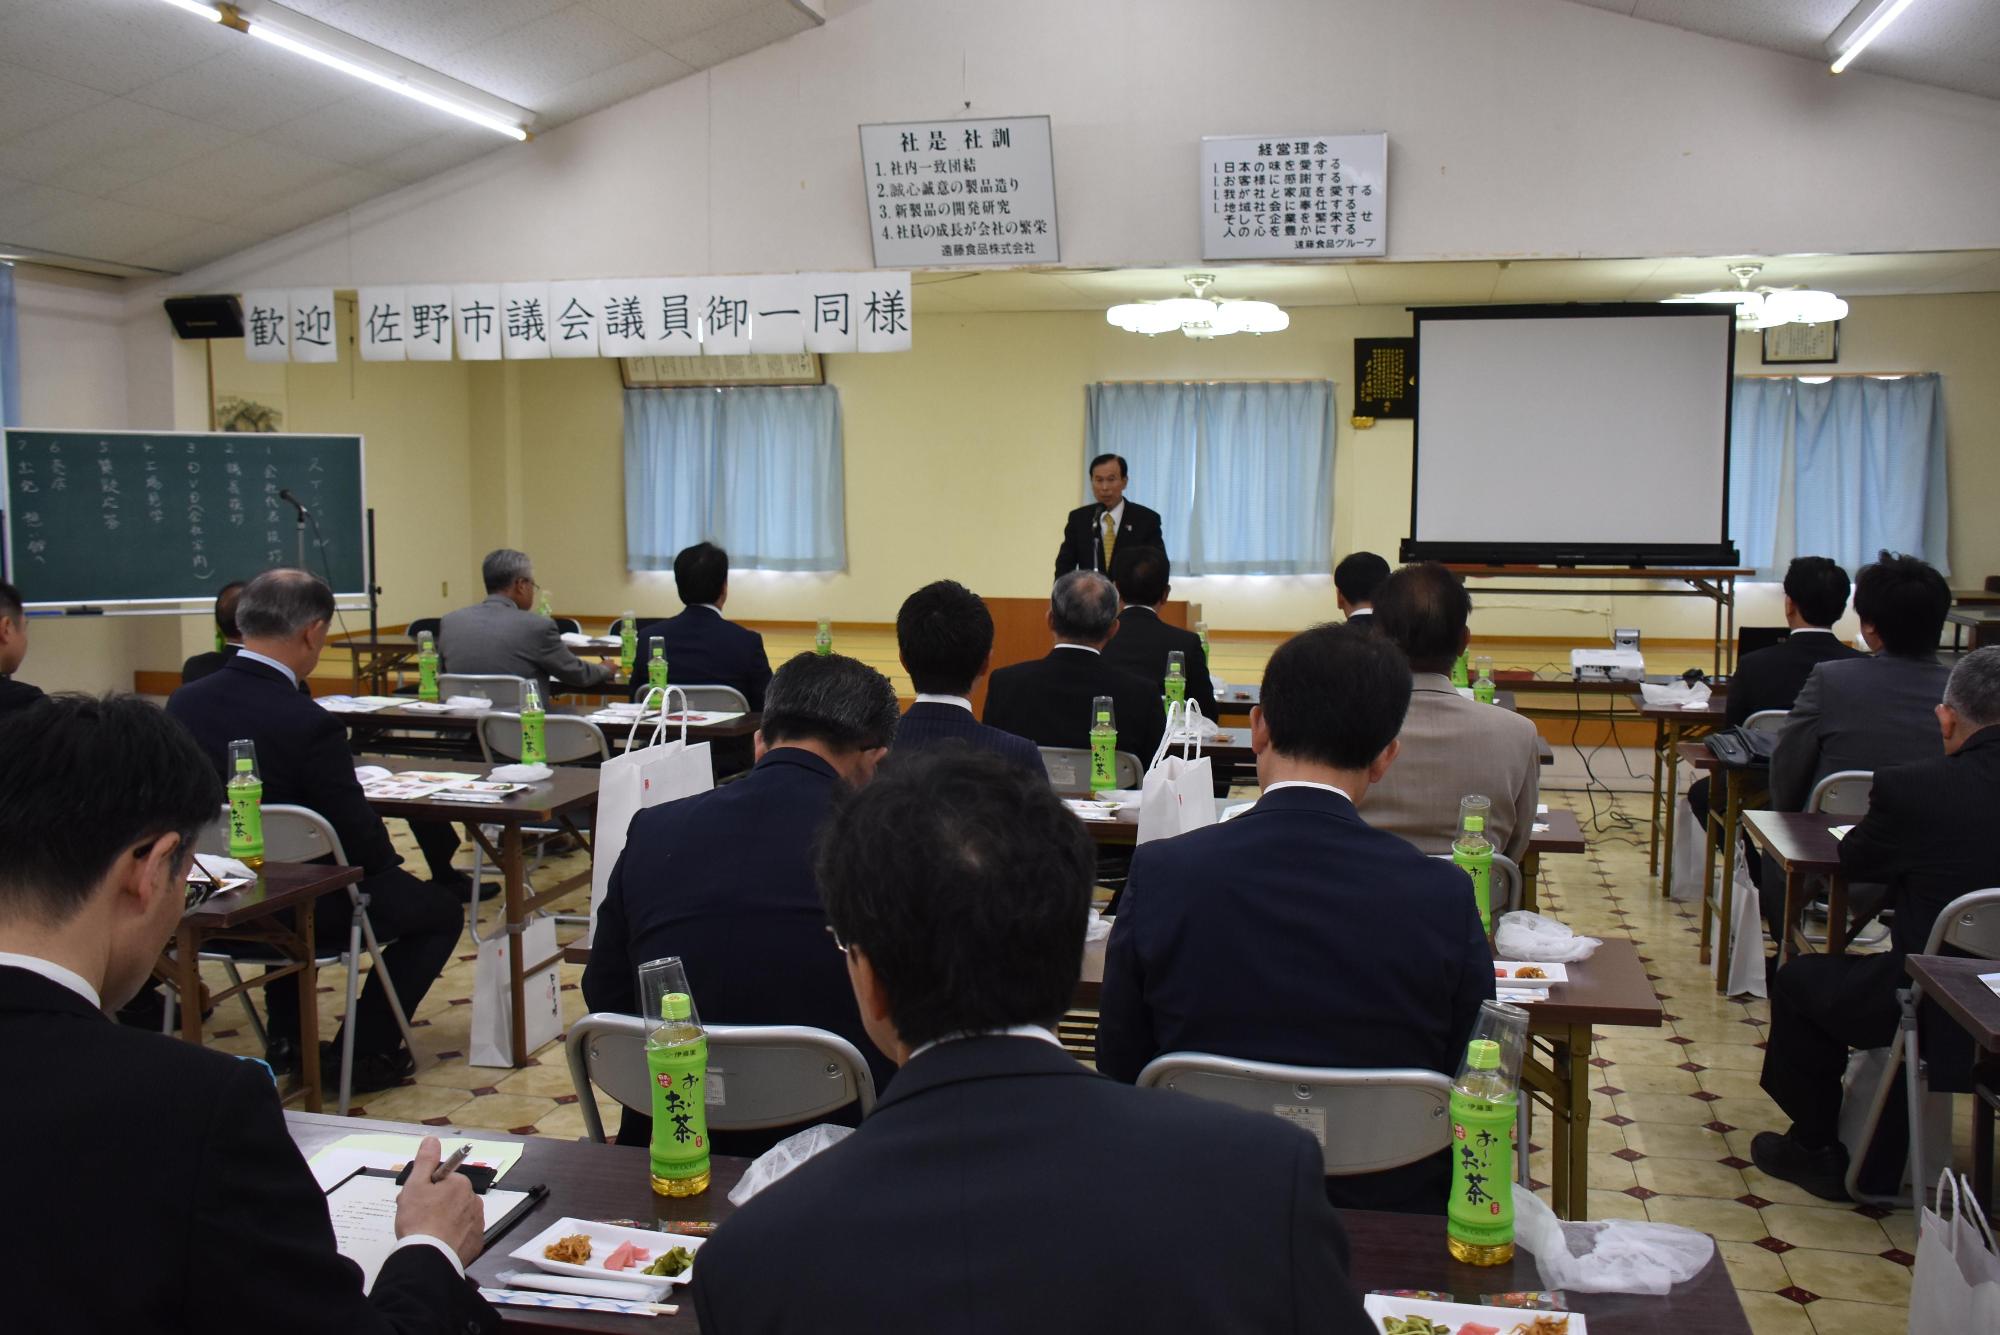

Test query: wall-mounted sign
[1200,132,1387,260]
[859,115,1059,268]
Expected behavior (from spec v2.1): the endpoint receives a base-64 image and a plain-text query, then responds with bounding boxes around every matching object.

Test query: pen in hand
[431,1143,472,1183]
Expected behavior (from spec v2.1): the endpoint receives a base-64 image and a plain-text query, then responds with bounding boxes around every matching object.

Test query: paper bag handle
[630,685,690,749]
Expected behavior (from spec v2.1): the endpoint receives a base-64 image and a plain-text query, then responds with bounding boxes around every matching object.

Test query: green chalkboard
[2,430,367,606]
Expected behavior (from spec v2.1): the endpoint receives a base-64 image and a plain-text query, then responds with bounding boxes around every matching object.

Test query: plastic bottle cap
[235,757,253,773]
[660,992,692,1021]
[1465,815,1486,833]
[1466,1038,1501,1070]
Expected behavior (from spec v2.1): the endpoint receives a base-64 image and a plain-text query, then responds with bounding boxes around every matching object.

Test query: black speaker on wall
[164,294,244,339]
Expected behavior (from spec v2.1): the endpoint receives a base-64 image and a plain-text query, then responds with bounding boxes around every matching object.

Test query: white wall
[145,0,2000,299]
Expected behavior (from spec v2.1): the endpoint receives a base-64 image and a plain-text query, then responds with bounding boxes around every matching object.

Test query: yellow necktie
[1101,511,1117,572]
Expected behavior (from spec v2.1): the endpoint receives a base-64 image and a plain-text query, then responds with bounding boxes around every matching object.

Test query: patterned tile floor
[184,784,1975,1335]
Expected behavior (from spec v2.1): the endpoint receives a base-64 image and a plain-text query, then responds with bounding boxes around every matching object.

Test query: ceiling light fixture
[1107,273,1289,340]
[1827,0,1919,74]
[1662,263,1849,331]
[152,0,532,140]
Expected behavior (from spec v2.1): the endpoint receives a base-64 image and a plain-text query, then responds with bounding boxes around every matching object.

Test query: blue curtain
[1792,374,1948,576]
[0,264,18,429]
[624,385,845,573]
[1086,380,1334,576]
[1728,378,1791,575]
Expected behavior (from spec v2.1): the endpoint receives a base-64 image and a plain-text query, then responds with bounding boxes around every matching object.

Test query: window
[1729,373,1947,577]
[623,385,845,573]
[1085,380,1334,575]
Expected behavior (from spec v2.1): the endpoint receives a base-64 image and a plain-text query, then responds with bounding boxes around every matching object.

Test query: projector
[1572,648,1646,683]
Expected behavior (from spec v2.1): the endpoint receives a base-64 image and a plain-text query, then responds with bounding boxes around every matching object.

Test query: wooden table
[339,705,761,760]
[1740,810,1853,966]
[1677,741,1767,993]
[361,756,600,1065]
[1906,954,2000,1206]
[164,861,363,1113]
[337,635,418,695]
[285,1100,1745,1332]
[1948,608,2000,651]
[1633,694,1728,891]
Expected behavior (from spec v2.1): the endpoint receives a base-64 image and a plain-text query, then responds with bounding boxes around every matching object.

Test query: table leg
[1826,874,1849,957]
[505,823,528,1068]
[297,901,322,1114]
[176,921,203,1045]
[1561,1023,1592,1220]
[1698,787,1720,966]
[1779,867,1804,967]
[1660,720,1685,897]
[1714,772,1743,994]
[1520,849,1540,915]
[1975,1093,1994,1211]
[1648,720,1666,877]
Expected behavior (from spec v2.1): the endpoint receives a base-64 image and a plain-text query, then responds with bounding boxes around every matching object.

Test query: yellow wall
[197,290,2000,663]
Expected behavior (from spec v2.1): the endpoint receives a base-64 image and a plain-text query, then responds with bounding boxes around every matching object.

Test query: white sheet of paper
[324,1171,533,1290]
[194,853,257,881]
[1981,972,2000,999]
[310,1133,524,1183]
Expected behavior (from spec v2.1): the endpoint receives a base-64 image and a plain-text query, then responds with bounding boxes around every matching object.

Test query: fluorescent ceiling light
[153,0,532,140]
[1827,0,1918,74]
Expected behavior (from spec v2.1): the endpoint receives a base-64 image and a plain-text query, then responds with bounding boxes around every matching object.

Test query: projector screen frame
[1398,302,1741,569]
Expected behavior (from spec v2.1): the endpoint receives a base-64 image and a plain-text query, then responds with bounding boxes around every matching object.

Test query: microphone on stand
[276,487,310,518]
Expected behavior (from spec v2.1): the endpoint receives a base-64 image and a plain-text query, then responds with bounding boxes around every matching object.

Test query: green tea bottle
[1089,696,1117,794]
[226,738,264,868]
[1472,654,1496,705]
[618,611,638,674]
[648,636,668,693]
[1448,1001,1529,1266]
[641,957,710,1197]
[520,681,546,766]
[416,629,440,702]
[1194,620,1210,662]
[1451,648,1470,689]
[1164,650,1187,705]
[815,618,833,656]
[1453,793,1495,934]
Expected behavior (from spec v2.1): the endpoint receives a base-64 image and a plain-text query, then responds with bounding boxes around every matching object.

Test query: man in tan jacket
[1360,562,1541,863]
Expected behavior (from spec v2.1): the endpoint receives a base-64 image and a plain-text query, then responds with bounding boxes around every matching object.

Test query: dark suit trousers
[1760,951,1902,1148]
[409,818,463,883]
[261,867,461,1057]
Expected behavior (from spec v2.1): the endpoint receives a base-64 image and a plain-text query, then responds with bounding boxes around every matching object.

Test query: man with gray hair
[1755,646,2000,1200]
[982,571,1166,765]
[166,569,462,1091]
[583,651,902,1152]
[438,548,612,701]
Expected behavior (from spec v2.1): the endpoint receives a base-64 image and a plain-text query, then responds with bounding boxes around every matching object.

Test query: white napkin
[489,763,552,782]
[1639,680,1713,709]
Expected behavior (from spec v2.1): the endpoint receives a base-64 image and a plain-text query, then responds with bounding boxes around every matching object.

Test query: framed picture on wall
[1761,321,1839,365]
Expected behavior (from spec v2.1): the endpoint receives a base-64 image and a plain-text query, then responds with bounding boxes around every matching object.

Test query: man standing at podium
[1054,454,1165,580]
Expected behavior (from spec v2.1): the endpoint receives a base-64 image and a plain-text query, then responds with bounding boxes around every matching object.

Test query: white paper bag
[1668,794,1705,904]
[1137,700,1216,845]
[470,914,562,1067]
[1721,839,1768,998]
[588,689,715,936]
[1911,1171,2000,1335]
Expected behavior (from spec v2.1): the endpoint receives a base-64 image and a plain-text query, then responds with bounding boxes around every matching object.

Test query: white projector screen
[1404,305,1739,566]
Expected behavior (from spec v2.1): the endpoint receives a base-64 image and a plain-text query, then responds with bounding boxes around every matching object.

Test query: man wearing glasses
[439,548,613,702]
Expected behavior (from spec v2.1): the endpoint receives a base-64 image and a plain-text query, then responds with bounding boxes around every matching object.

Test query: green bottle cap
[1466,1038,1501,1070]
[235,757,254,773]
[660,992,692,1021]
[1465,815,1485,833]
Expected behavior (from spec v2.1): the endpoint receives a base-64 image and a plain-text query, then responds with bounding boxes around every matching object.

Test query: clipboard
[324,1168,548,1288]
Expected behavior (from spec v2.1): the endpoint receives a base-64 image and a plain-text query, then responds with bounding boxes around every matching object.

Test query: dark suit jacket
[1345,610,1374,630]
[581,748,892,1149]
[889,700,1042,772]
[0,675,45,717]
[1724,629,1862,727]
[1770,653,1952,810]
[0,966,497,1334]
[165,656,402,876]
[692,1036,1369,1335]
[1099,785,1496,1213]
[983,647,1166,767]
[628,606,773,710]
[180,641,243,685]
[1054,500,1166,579]
[1101,606,1216,714]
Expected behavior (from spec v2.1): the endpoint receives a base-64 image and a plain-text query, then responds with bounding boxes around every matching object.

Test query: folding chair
[1804,769,1887,950]
[671,684,751,713]
[1038,746,1145,795]
[469,712,608,934]
[565,1014,877,1142]
[1846,889,2000,1204]
[439,673,532,710]
[185,804,417,1115]
[1743,709,1789,735]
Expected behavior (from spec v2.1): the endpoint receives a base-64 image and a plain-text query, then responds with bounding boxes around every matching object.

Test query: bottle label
[228,782,263,861]
[1089,730,1117,791]
[1473,678,1495,704]
[1165,676,1185,704]
[815,632,832,656]
[648,1037,710,1181]
[418,654,439,702]
[521,712,545,766]
[649,659,668,690]
[1448,1089,1517,1249]
[1452,653,1470,688]
[619,635,637,672]
[1454,846,1493,932]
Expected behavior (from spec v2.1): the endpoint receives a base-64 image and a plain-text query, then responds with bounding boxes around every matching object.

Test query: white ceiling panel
[584,0,749,48]
[447,5,650,107]
[668,0,820,67]
[110,138,348,223]
[0,97,240,194]
[16,197,204,263]
[123,40,359,133]
[125,221,273,272]
[228,166,395,236]
[256,94,445,169]
[0,174,87,234]
[366,124,510,185]
[0,60,111,138]
[279,0,571,69]
[0,0,239,97]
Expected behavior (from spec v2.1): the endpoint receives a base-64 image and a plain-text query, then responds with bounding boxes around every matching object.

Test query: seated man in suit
[0,580,45,718]
[1053,452,1166,579]
[167,570,462,1090]
[628,541,773,710]
[1334,550,1389,629]
[1362,562,1541,863]
[1098,623,1495,1213]
[1103,547,1216,712]
[0,694,495,1333]
[694,748,1370,1335]
[180,579,248,684]
[983,571,1166,767]
[1755,648,2000,1200]
[584,651,901,1154]
[889,580,1040,771]
[440,548,612,702]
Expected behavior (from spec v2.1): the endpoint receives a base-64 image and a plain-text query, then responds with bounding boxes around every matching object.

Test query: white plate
[509,1217,705,1289]
[1490,960,1568,989]
[1363,1292,1586,1335]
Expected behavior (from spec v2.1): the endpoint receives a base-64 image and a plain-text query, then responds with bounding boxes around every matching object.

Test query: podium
[971,596,1196,715]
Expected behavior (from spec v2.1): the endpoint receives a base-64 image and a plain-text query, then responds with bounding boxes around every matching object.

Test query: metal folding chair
[565,1014,877,1142]
[1803,769,1887,949]
[1743,709,1789,735]
[1038,746,1145,794]
[439,673,532,710]
[671,684,750,713]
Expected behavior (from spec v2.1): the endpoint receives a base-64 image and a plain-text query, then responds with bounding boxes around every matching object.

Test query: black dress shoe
[264,1036,300,1077]
[340,1045,418,1095]
[1751,1130,1851,1202]
[441,876,505,904]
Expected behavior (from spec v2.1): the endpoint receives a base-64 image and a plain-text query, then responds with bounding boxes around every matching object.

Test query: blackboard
[1,430,367,606]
